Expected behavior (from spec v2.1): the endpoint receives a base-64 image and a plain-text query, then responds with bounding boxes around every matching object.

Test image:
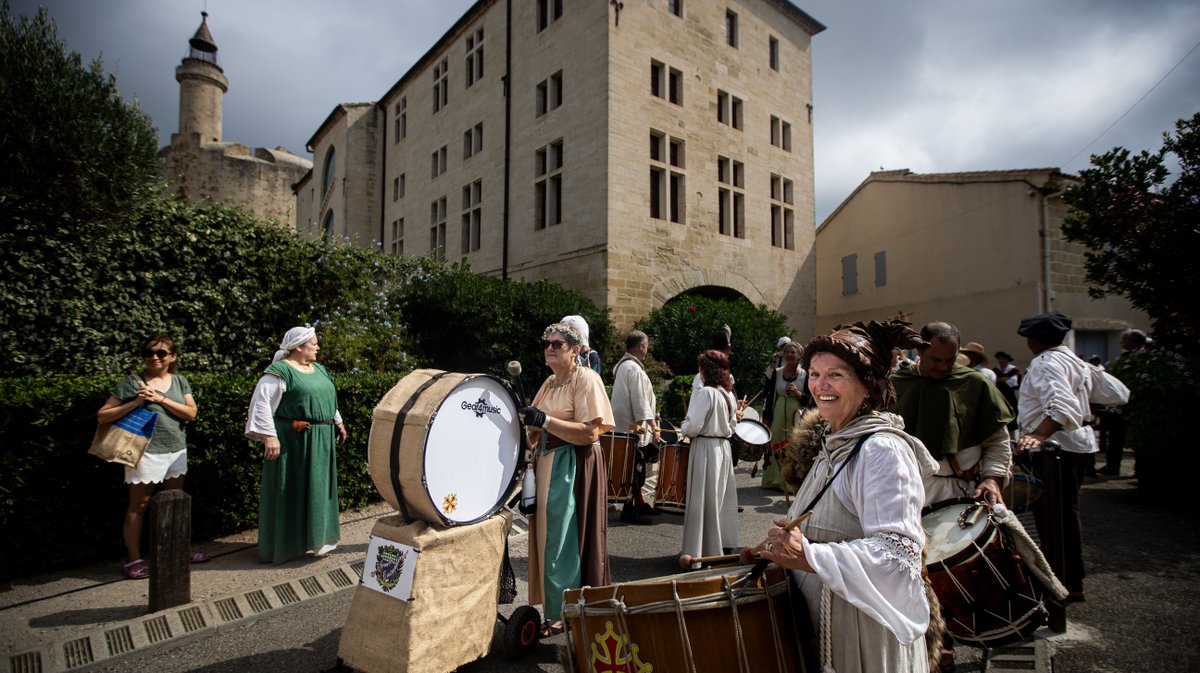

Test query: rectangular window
[390,218,404,255]
[463,122,483,159]
[650,130,685,223]
[874,251,887,287]
[393,98,407,142]
[770,174,794,249]
[668,0,682,17]
[465,27,484,87]
[431,145,447,178]
[770,116,791,151]
[769,36,779,71]
[725,9,738,47]
[536,71,563,117]
[842,254,858,295]
[433,59,449,113]
[651,61,663,98]
[461,180,482,254]
[430,197,447,260]
[393,176,400,201]
[538,0,563,31]
[717,156,744,237]
[717,90,743,130]
[535,140,564,229]
[668,67,683,105]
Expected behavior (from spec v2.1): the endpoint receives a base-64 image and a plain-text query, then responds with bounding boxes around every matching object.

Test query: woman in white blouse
[760,320,940,673]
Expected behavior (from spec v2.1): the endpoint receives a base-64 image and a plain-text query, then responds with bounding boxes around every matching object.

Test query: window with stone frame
[461,180,482,254]
[465,27,484,87]
[769,36,779,71]
[770,174,795,249]
[649,131,686,223]
[725,9,738,47]
[716,90,743,130]
[537,0,563,31]
[717,156,745,237]
[431,145,448,179]
[394,97,407,142]
[390,218,404,255]
[536,71,563,117]
[770,115,792,151]
[430,197,447,259]
[463,122,483,159]
[534,140,564,229]
[433,58,449,113]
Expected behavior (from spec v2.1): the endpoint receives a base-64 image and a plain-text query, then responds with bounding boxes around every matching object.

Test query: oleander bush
[0,371,405,580]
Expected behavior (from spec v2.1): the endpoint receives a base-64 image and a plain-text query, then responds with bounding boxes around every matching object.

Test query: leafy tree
[1062,113,1200,346]
[636,294,792,405]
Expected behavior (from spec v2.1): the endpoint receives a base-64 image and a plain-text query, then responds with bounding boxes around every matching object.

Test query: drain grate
[350,561,365,577]
[143,615,173,644]
[8,651,43,673]
[214,597,243,622]
[61,637,94,668]
[327,567,354,589]
[245,589,272,613]
[299,576,325,597]
[178,606,207,633]
[104,625,135,656]
[273,582,301,606]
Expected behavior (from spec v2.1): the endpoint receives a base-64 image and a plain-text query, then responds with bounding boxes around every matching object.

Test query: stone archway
[650,268,767,309]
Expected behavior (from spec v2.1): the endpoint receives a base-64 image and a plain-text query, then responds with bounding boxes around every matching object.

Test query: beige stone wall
[160,136,310,227]
[340,0,821,334]
[300,104,380,245]
[816,171,1148,365]
[175,59,226,144]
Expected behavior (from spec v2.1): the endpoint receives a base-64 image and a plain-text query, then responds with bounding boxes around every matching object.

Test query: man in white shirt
[1015,311,1093,603]
[610,330,660,525]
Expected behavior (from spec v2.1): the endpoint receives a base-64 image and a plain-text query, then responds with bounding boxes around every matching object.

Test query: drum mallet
[506,360,526,404]
[678,552,741,569]
[739,511,813,564]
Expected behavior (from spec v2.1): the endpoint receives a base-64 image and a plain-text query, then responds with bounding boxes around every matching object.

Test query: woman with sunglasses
[97,333,200,580]
[519,322,615,638]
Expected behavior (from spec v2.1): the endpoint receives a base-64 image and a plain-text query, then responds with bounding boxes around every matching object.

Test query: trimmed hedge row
[0,370,408,580]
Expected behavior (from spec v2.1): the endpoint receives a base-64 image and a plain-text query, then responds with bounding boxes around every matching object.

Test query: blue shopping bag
[88,406,158,468]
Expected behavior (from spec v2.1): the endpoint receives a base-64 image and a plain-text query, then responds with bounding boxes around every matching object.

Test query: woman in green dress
[245,326,347,563]
[760,341,808,491]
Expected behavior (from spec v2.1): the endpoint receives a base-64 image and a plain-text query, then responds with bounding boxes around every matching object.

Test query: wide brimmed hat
[960,341,989,364]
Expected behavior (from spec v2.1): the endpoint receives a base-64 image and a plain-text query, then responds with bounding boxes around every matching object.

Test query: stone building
[815,168,1148,362]
[295,0,824,334]
[159,12,311,227]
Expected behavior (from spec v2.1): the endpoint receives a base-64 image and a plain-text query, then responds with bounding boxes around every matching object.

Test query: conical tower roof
[189,11,218,54]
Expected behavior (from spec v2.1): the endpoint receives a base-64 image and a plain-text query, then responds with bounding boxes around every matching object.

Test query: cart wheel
[501,605,542,659]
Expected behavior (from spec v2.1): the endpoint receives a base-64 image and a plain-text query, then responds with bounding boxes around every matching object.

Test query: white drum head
[422,375,521,524]
[923,502,989,564]
[734,419,771,445]
[741,406,761,421]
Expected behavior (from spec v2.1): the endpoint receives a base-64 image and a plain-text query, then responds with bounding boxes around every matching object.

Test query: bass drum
[368,369,522,526]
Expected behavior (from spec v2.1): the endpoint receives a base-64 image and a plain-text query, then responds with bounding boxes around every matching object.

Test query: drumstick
[739,511,813,564]
[741,390,763,409]
[678,552,740,569]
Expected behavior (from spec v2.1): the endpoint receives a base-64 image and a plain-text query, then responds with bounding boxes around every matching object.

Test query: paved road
[69,458,1200,673]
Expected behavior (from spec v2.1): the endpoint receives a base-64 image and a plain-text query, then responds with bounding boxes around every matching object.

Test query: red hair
[697,349,733,391]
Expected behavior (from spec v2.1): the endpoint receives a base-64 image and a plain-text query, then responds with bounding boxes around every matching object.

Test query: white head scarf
[560,315,590,347]
[273,326,316,362]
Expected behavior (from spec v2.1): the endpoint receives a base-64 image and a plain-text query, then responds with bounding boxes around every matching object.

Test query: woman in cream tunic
[761,320,940,673]
[520,322,614,637]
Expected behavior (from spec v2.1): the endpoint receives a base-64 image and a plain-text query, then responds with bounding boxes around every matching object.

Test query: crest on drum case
[371,544,409,593]
[590,621,651,673]
[362,536,418,600]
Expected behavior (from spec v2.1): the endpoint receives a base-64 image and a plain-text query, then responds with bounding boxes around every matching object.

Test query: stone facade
[296,0,824,335]
[159,13,311,228]
[294,103,380,243]
[815,168,1149,363]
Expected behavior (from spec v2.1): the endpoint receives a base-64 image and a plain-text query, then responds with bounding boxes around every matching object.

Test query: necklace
[548,365,577,389]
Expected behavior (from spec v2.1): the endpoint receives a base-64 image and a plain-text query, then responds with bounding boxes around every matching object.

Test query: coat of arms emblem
[371,544,408,592]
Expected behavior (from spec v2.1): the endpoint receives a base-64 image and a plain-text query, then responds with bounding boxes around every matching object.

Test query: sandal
[190,551,210,564]
[123,559,149,580]
[540,620,566,638]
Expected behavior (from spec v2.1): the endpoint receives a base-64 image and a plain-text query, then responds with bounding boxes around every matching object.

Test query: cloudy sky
[10,0,1199,223]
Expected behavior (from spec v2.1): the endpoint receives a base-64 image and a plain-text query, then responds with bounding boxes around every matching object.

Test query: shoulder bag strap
[798,432,871,516]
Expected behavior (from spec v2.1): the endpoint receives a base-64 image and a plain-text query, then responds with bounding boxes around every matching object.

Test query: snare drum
[600,431,639,502]
[562,565,808,673]
[923,500,1045,646]
[368,369,522,525]
[1002,466,1043,514]
[730,418,771,463]
[653,442,690,513]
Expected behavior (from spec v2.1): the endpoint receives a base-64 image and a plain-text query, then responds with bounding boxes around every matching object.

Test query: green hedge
[0,370,408,580]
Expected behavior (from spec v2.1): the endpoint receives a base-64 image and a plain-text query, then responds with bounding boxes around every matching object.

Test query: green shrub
[0,370,406,580]
[1105,347,1199,503]
[636,294,792,404]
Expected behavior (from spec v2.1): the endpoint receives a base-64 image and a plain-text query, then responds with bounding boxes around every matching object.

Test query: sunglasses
[141,349,172,359]
[542,340,569,351]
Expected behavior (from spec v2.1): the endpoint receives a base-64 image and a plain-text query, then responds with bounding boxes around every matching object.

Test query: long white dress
[788,412,937,673]
[679,385,739,560]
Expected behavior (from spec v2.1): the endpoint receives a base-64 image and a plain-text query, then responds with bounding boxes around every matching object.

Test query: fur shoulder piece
[780,408,827,492]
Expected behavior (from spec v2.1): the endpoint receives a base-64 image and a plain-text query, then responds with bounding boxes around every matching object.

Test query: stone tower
[159,11,311,227]
[173,11,227,145]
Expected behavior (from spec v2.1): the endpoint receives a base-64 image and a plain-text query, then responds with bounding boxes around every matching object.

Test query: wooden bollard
[148,490,191,611]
